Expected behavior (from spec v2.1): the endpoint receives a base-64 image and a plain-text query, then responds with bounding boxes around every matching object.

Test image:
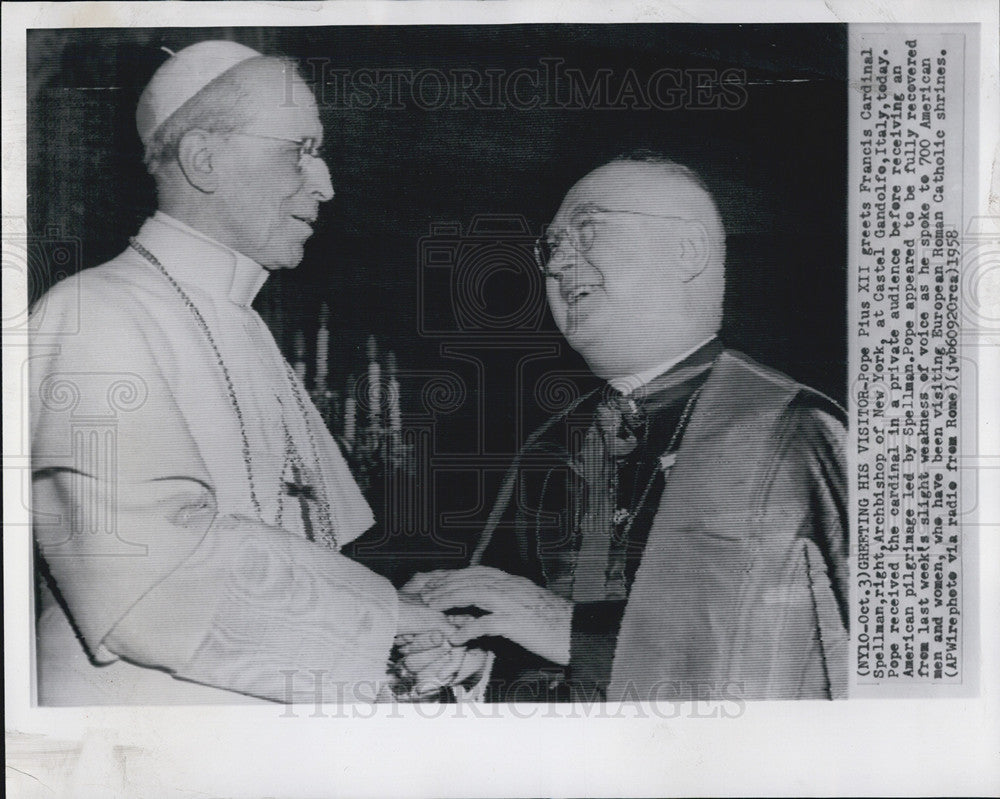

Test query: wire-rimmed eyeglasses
[230,132,325,164]
[533,205,695,275]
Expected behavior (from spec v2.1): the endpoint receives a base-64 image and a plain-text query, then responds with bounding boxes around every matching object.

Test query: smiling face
[544,161,725,379]
[210,62,334,270]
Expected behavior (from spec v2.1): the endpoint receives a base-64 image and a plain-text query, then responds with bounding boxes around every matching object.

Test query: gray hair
[143,55,299,174]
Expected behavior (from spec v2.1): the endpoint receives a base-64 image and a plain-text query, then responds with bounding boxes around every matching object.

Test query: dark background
[28,24,847,578]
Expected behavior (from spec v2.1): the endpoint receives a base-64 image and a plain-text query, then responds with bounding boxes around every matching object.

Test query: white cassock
[31,212,397,705]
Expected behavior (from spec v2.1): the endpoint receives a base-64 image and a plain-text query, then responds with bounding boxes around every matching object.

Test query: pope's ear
[176,129,220,193]
[675,220,711,283]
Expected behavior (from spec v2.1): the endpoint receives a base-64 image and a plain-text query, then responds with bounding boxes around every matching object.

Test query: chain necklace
[128,237,338,548]
[283,363,338,548]
[535,376,707,592]
[130,237,263,518]
[611,381,704,543]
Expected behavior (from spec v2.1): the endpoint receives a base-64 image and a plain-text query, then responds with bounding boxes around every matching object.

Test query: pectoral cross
[286,462,317,542]
[284,480,317,500]
[282,412,318,540]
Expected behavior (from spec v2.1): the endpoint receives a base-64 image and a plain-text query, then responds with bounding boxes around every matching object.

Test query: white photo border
[4,2,998,796]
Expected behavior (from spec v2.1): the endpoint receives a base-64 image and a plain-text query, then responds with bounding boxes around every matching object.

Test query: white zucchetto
[136,40,262,147]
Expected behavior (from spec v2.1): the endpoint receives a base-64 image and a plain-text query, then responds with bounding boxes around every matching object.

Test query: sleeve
[776,395,850,628]
[31,278,398,703]
[763,393,850,697]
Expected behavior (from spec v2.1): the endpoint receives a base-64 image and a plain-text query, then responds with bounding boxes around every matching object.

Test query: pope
[30,41,453,705]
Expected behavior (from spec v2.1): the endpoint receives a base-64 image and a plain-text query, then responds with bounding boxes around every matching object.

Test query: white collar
[133,212,270,307]
[609,336,718,396]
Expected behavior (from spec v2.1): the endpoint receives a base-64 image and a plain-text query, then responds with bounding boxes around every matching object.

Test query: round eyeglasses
[229,132,325,164]
[533,206,696,275]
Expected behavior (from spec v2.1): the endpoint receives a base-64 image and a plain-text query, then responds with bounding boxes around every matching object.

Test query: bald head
[578,159,723,238]
[543,157,726,379]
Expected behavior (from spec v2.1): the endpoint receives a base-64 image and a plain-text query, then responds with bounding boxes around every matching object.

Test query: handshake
[388,566,574,700]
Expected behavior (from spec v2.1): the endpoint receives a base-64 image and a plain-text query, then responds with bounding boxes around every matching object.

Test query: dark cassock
[476,338,849,702]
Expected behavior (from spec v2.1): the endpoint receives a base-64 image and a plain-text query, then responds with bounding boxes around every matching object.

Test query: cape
[608,351,848,700]
[476,350,849,701]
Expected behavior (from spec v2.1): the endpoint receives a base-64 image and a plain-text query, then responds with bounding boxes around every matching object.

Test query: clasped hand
[391,592,488,698]
[399,566,572,668]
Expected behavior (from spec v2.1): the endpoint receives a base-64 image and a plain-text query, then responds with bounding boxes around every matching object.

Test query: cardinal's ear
[176,129,220,194]
[676,220,711,282]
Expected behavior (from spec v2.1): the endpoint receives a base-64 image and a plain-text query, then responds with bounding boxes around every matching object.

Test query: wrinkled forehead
[552,162,717,227]
[236,60,323,138]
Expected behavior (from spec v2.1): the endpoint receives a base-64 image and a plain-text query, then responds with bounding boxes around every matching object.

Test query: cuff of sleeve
[109,514,400,703]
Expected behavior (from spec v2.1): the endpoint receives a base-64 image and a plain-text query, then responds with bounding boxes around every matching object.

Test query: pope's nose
[305,156,334,202]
